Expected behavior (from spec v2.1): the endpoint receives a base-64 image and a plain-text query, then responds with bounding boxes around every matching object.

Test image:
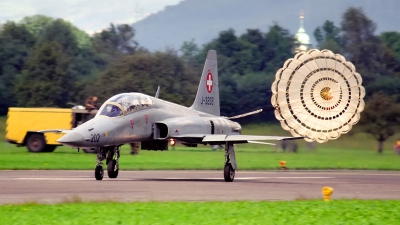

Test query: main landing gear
[94,146,120,180]
[224,142,237,182]
[93,143,237,182]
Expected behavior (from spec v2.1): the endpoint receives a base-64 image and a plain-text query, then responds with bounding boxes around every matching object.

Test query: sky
[0,0,183,34]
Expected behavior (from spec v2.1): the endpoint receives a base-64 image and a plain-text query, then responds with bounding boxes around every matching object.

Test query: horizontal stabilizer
[228,109,263,120]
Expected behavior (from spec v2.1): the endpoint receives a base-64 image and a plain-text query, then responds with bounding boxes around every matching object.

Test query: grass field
[1,143,400,170]
[1,116,400,170]
[2,119,400,224]
[1,200,399,225]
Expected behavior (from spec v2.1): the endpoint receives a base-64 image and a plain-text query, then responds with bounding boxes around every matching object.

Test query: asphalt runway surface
[1,170,400,204]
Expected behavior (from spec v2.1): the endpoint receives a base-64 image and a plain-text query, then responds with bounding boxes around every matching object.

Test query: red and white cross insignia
[206,68,213,93]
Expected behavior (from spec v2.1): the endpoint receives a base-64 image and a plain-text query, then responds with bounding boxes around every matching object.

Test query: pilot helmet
[106,105,112,112]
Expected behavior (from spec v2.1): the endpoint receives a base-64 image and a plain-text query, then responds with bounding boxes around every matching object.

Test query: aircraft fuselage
[57,93,241,148]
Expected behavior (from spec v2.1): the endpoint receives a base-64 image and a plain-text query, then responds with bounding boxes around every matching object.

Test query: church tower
[295,11,311,52]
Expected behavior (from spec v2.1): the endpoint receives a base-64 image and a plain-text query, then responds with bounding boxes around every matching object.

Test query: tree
[89,50,197,107]
[239,29,265,72]
[92,24,139,59]
[214,29,241,58]
[313,20,342,53]
[0,21,36,114]
[341,7,389,86]
[357,92,400,153]
[20,15,91,48]
[195,29,241,76]
[219,74,238,116]
[37,19,79,55]
[193,25,297,121]
[232,72,275,122]
[15,42,74,107]
[263,24,296,73]
[180,39,199,66]
[380,32,400,75]
[380,32,400,60]
[19,15,53,38]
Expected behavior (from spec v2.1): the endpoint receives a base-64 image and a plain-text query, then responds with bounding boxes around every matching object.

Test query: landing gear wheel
[224,163,235,182]
[95,166,104,180]
[107,159,119,178]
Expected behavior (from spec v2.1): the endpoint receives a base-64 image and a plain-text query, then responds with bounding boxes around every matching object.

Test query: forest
[0,7,399,151]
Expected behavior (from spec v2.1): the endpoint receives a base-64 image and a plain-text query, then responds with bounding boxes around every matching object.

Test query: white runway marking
[14,178,92,181]
[236,176,333,180]
[276,176,333,179]
[13,176,334,181]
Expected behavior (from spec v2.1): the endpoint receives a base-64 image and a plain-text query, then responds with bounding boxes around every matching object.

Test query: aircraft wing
[247,141,276,145]
[171,134,302,144]
[202,135,303,142]
[38,129,71,134]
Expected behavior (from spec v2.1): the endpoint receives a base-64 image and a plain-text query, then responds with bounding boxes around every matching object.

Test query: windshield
[97,93,153,117]
[99,103,123,117]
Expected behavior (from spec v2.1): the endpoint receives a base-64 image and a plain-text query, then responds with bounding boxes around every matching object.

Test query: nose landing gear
[94,146,120,180]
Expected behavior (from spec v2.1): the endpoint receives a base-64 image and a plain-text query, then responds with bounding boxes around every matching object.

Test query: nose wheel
[95,165,104,180]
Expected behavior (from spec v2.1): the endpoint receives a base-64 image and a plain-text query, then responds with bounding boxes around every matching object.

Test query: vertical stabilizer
[190,50,220,116]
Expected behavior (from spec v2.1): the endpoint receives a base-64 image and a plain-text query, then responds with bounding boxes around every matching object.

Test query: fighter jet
[54,50,302,182]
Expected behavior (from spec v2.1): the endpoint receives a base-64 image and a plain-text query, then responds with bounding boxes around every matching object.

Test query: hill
[132,0,400,51]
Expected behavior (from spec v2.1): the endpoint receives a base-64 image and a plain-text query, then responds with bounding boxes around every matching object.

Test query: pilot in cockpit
[106,105,122,117]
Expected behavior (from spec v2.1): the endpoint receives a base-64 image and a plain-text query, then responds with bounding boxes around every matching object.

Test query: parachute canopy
[271,49,365,143]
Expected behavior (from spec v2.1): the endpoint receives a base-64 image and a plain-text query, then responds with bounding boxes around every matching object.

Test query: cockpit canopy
[97,93,153,118]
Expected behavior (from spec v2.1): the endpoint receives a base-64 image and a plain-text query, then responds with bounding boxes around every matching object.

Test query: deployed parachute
[271,49,365,143]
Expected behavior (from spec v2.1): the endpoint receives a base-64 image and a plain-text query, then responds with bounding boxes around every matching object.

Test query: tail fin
[190,50,220,116]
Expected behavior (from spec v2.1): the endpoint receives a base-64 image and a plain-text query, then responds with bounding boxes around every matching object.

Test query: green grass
[1,116,400,170]
[0,143,399,170]
[1,200,399,225]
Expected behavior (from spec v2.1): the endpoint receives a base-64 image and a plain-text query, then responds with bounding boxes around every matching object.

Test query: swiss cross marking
[206,71,213,93]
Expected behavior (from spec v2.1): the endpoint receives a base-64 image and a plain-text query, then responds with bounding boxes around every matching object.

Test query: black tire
[44,145,57,152]
[26,133,46,153]
[107,159,119,178]
[224,163,235,182]
[95,166,104,180]
[83,148,97,154]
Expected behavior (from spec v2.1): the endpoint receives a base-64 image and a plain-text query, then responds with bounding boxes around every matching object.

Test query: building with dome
[295,12,311,52]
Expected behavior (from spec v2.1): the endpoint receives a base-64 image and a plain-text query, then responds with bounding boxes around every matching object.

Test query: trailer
[6,107,97,152]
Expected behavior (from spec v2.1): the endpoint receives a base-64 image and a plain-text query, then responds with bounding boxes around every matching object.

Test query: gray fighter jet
[54,50,301,181]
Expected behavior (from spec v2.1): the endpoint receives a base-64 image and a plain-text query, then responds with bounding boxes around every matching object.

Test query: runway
[1,170,400,204]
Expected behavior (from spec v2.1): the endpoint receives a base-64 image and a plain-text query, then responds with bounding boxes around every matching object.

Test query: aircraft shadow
[116,178,300,184]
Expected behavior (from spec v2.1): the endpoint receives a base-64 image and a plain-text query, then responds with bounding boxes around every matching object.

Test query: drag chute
[271,49,365,143]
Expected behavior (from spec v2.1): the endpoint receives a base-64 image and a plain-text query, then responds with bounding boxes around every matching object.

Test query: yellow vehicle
[6,107,97,152]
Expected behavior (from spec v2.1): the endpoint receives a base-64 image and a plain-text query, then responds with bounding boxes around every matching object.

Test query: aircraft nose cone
[57,131,84,147]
